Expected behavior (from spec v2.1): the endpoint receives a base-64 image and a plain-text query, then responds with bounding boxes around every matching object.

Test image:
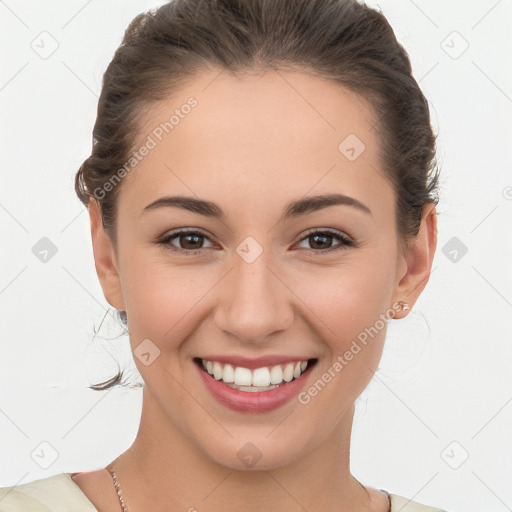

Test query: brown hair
[75,0,440,391]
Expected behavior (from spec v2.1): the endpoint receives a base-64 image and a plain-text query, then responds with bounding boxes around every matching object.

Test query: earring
[398,300,410,311]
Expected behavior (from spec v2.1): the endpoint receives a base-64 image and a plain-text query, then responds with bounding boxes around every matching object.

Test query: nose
[214,251,294,345]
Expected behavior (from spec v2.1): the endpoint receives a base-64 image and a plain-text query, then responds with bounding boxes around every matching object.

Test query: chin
[193,428,314,472]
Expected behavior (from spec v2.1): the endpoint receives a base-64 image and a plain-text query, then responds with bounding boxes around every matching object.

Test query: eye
[295,229,354,254]
[157,229,215,254]
[156,228,355,255]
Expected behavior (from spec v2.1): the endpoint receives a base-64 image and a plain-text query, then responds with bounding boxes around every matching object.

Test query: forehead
[118,68,393,220]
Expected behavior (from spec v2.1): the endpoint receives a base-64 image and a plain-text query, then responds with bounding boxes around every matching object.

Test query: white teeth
[226,383,280,392]
[212,361,223,380]
[234,367,252,386]
[269,365,283,384]
[222,364,235,383]
[282,363,294,382]
[200,358,310,388]
[252,367,271,387]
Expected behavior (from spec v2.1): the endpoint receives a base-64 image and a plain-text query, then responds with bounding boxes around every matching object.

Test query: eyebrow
[141,193,372,220]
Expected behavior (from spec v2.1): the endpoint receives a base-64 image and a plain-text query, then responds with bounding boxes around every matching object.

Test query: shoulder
[389,492,452,512]
[0,473,97,512]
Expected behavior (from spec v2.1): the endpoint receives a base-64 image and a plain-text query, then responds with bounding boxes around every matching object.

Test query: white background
[0,1,511,511]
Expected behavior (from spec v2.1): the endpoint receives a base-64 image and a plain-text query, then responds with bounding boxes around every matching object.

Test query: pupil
[311,234,331,249]
[182,234,202,249]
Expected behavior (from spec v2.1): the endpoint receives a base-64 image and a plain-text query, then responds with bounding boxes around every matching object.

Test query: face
[90,68,436,470]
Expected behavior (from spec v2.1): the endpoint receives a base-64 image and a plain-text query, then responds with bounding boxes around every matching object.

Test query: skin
[72,68,437,511]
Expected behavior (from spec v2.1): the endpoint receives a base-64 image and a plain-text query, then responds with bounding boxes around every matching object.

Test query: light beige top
[0,473,450,511]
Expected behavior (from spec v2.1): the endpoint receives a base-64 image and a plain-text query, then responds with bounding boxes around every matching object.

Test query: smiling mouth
[193,357,318,392]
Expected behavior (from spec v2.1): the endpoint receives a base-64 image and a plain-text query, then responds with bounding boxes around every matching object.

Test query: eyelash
[156,228,355,255]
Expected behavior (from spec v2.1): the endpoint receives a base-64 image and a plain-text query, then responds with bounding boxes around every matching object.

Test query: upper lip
[195,355,315,369]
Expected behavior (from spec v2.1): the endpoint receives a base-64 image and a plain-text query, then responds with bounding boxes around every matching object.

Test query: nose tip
[214,259,294,345]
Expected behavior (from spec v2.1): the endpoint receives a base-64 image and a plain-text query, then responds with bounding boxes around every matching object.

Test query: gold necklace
[106,464,128,512]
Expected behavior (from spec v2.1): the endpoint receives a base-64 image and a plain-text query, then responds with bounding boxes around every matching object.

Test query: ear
[391,203,438,318]
[88,198,126,311]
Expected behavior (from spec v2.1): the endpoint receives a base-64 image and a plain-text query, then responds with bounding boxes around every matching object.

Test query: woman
[0,0,449,510]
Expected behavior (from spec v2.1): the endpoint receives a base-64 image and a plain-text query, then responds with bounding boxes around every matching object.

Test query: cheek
[291,248,397,363]
[290,254,397,414]
[119,250,209,347]
[323,252,393,304]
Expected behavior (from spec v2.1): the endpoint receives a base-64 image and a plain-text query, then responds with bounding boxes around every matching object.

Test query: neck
[110,387,371,512]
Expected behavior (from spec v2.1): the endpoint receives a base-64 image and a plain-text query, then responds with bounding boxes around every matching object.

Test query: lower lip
[195,360,315,413]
